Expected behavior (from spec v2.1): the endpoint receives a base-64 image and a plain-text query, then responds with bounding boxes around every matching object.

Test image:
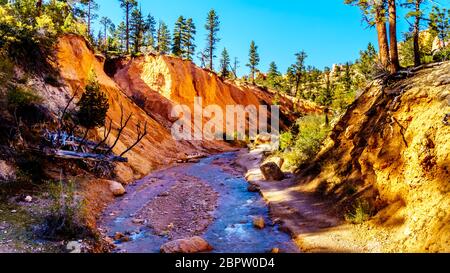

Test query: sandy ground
[236,148,392,253]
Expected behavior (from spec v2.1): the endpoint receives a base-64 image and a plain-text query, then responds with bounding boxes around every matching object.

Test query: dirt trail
[237,148,382,253]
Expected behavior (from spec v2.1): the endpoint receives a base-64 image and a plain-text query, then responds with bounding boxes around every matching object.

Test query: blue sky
[93,0,446,76]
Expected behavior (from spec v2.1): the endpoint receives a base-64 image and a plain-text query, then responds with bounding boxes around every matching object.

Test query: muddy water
[100,152,298,253]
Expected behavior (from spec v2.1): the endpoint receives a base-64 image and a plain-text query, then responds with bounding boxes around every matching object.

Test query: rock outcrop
[297,61,450,252]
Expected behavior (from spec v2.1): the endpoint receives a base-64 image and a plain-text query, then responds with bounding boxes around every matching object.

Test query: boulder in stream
[160,236,213,253]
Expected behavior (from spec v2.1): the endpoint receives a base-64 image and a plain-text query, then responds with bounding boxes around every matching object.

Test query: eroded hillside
[296,62,450,252]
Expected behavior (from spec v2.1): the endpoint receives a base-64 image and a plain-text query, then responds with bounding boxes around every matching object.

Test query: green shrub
[76,71,109,130]
[283,115,330,168]
[345,199,372,224]
[41,180,90,240]
[433,46,450,62]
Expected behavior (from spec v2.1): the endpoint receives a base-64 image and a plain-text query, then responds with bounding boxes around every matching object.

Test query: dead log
[53,150,128,163]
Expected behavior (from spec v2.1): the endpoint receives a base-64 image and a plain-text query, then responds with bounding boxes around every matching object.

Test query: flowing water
[100,152,298,253]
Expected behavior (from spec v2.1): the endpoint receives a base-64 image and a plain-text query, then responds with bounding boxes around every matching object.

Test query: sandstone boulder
[260,162,284,181]
[253,216,265,229]
[160,236,213,253]
[108,181,126,196]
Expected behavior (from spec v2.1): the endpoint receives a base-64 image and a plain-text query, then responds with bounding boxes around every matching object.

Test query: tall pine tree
[182,18,196,60]
[156,21,171,54]
[119,0,137,54]
[172,16,186,57]
[246,40,260,84]
[219,48,231,78]
[204,9,220,71]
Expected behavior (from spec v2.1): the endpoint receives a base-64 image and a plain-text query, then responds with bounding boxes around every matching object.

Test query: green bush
[345,199,372,224]
[433,46,450,62]
[41,180,90,240]
[76,71,109,130]
[282,115,330,168]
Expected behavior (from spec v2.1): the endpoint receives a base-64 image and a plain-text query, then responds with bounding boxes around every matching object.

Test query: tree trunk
[87,1,91,37]
[126,4,130,54]
[36,0,43,15]
[413,0,421,67]
[375,7,390,69]
[388,0,400,73]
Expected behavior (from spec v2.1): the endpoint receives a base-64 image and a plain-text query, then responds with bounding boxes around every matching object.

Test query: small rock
[24,196,33,203]
[247,183,260,192]
[113,232,130,243]
[132,218,145,224]
[108,181,126,196]
[271,248,280,254]
[10,210,17,214]
[260,162,285,181]
[160,237,213,253]
[66,241,82,253]
[253,216,265,229]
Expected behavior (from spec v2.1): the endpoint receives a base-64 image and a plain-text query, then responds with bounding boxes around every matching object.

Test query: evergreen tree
[80,0,99,38]
[402,0,427,67]
[355,43,378,81]
[118,0,137,54]
[182,18,196,60]
[77,70,109,130]
[156,21,171,54]
[246,40,260,84]
[429,6,450,47]
[172,16,186,57]
[345,0,391,71]
[219,48,231,78]
[267,61,281,89]
[99,16,114,51]
[291,51,307,98]
[145,13,157,48]
[116,21,127,53]
[130,7,146,54]
[204,9,220,70]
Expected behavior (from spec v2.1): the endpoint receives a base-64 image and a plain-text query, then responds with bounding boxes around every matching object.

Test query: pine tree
[130,7,145,54]
[219,48,231,78]
[291,51,307,98]
[345,0,391,70]
[429,6,450,48]
[99,16,114,51]
[246,40,260,84]
[402,0,427,67]
[119,0,137,54]
[267,61,281,89]
[156,21,171,54]
[145,13,157,49]
[80,0,99,39]
[231,57,239,79]
[77,70,109,130]
[116,21,127,53]
[204,9,220,70]
[172,16,186,57]
[182,18,196,60]
[355,43,378,81]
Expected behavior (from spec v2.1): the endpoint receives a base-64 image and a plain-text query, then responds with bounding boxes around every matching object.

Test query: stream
[99,152,299,253]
